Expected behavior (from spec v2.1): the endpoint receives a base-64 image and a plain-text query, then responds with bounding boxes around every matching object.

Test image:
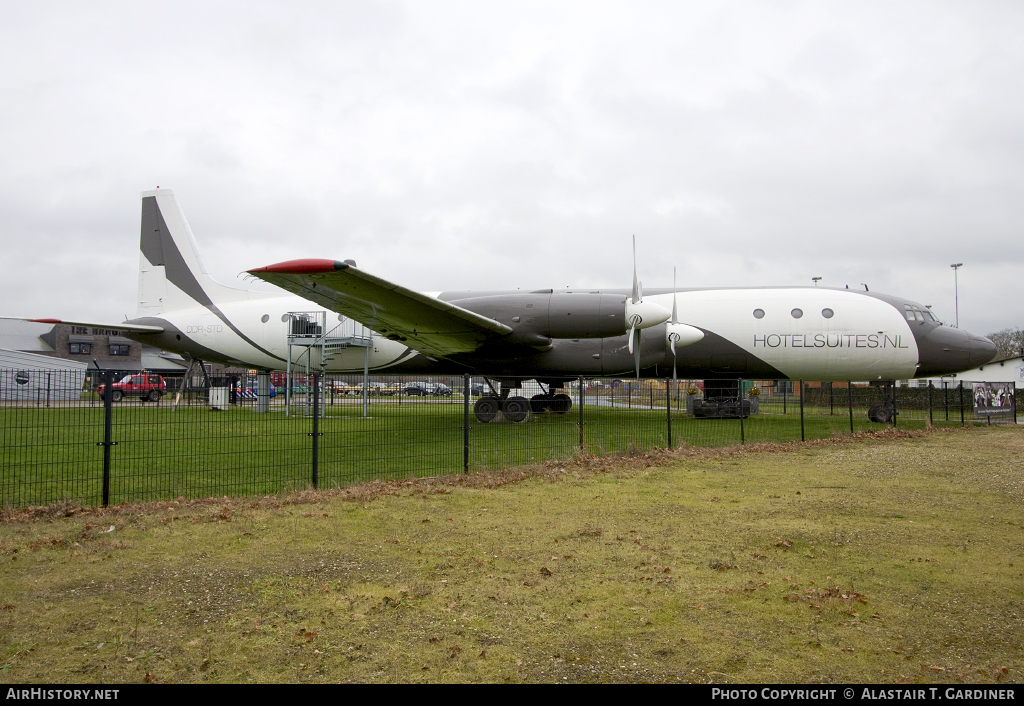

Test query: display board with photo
[973,382,1014,415]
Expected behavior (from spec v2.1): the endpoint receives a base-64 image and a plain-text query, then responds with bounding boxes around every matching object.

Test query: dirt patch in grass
[1,425,1022,683]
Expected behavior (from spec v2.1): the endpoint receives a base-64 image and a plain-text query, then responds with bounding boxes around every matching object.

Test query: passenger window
[753,309,765,319]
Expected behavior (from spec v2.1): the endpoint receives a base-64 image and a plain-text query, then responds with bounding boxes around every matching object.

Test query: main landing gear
[473,379,572,423]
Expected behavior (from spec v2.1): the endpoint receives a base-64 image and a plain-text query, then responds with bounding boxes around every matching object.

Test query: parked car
[352,382,391,396]
[405,382,452,396]
[97,373,167,402]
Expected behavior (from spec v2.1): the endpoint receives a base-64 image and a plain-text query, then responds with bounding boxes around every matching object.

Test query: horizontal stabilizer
[1,316,164,334]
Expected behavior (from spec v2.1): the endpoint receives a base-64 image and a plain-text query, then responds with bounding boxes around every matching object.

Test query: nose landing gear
[868,381,897,424]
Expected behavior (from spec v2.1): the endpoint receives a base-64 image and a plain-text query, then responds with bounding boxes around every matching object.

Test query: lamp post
[950,263,963,328]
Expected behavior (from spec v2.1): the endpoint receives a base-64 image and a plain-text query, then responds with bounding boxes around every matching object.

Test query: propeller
[664,265,706,388]
[627,236,644,378]
[622,236,672,378]
[669,267,680,383]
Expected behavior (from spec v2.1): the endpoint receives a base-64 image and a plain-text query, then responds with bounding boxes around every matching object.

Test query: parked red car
[97,373,167,402]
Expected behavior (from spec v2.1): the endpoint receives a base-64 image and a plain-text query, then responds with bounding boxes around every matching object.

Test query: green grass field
[0,425,1021,683]
[0,394,1007,509]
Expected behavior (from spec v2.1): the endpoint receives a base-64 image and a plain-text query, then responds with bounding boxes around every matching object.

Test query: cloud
[0,0,1021,335]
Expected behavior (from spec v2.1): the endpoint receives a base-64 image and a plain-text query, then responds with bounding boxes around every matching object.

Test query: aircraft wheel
[111,390,123,403]
[530,394,551,413]
[502,396,530,423]
[867,404,892,423]
[553,393,572,413]
[148,390,162,403]
[474,396,499,423]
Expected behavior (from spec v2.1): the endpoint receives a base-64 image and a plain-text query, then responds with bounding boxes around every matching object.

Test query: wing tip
[248,259,348,275]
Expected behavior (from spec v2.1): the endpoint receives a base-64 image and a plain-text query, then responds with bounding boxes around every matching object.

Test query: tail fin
[136,189,250,316]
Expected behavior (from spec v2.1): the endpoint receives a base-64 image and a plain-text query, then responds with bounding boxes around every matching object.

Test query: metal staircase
[284,311,373,416]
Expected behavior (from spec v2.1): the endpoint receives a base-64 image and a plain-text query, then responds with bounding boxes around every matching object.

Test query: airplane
[18,188,998,423]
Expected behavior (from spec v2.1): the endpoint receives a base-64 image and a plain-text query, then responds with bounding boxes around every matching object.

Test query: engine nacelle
[449,292,669,345]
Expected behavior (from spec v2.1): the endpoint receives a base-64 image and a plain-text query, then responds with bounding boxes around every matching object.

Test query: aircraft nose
[968,334,998,367]
[914,325,972,377]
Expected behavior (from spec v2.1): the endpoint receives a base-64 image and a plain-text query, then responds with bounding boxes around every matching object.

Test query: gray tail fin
[136,189,248,316]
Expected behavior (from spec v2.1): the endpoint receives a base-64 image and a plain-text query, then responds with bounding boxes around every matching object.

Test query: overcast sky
[1,1,1021,337]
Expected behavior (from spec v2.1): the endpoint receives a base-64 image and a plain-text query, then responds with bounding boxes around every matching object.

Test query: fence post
[311,372,320,489]
[928,382,933,426]
[101,369,113,507]
[848,381,854,434]
[959,381,965,426]
[578,376,585,452]
[892,383,898,428]
[665,379,672,449]
[799,379,805,441]
[463,373,470,474]
[944,381,949,421]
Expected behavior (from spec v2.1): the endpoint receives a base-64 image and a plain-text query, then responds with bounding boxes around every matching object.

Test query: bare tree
[985,327,1024,359]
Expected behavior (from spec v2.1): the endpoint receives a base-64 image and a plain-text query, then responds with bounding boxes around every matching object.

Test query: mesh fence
[1,369,1017,509]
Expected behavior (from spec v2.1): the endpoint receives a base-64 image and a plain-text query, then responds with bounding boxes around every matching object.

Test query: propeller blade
[670,332,678,386]
[671,265,679,391]
[631,235,640,304]
[672,266,678,324]
[633,328,641,379]
[628,319,636,354]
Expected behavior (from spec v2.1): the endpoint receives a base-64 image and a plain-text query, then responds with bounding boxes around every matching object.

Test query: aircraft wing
[247,259,512,357]
[0,316,164,333]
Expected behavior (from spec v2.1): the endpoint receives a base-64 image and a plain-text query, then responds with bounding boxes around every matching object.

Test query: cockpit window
[904,304,929,322]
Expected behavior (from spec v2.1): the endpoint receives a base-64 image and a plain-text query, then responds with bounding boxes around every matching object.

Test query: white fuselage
[670,288,918,380]
[149,286,920,381]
